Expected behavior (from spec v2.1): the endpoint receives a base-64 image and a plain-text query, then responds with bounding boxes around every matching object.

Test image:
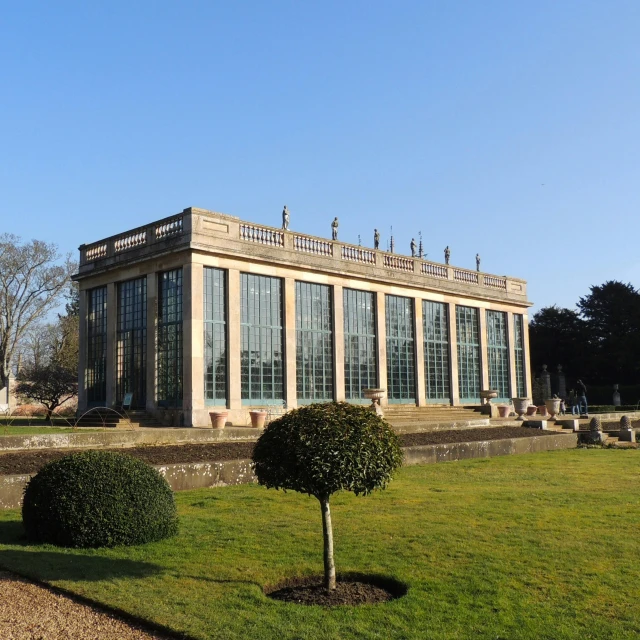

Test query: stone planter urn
[480,390,499,406]
[544,398,561,419]
[512,398,530,420]
[362,388,386,416]
[249,410,268,429]
[209,410,228,429]
[498,405,511,418]
[526,405,538,416]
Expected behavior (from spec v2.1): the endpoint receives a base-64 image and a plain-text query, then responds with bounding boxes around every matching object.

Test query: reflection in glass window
[344,289,377,400]
[296,282,333,402]
[241,274,284,404]
[386,295,415,402]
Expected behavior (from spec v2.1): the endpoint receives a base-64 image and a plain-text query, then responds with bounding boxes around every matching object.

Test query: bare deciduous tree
[0,234,75,391]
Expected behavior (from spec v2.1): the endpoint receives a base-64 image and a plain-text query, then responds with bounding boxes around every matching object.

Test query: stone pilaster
[183,262,204,426]
[227,269,242,416]
[283,277,298,409]
[522,314,533,399]
[375,293,387,405]
[77,288,88,413]
[478,308,490,392]
[507,313,517,400]
[414,298,426,406]
[145,273,157,412]
[333,285,345,401]
[448,302,460,406]
[105,282,117,407]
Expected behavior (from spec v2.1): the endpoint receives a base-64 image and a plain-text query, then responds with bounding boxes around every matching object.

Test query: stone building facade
[74,207,532,426]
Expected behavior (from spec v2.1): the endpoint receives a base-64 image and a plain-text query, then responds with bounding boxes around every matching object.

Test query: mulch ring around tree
[265,574,408,606]
[0,426,569,476]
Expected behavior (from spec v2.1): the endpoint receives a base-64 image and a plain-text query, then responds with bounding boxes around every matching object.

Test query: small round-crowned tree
[22,450,178,548]
[252,402,403,591]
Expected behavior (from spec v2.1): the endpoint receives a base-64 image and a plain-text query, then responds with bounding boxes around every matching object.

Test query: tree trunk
[320,496,336,591]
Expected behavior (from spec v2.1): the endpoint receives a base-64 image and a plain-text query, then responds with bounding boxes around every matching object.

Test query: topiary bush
[22,450,178,548]
[252,402,403,591]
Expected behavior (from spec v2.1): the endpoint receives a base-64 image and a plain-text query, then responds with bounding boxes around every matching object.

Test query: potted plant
[249,409,268,429]
[209,410,228,429]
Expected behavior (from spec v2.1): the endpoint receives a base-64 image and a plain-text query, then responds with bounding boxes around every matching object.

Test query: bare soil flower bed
[0,426,561,476]
[266,575,406,606]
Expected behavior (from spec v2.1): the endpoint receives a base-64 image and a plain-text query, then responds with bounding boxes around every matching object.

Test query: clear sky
[2,1,639,314]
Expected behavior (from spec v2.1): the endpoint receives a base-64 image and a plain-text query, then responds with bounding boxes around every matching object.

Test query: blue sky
[2,1,639,314]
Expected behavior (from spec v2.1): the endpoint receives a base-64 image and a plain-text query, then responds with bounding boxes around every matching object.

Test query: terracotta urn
[498,405,511,418]
[544,398,561,419]
[209,410,228,429]
[512,398,530,420]
[538,405,549,417]
[526,405,538,416]
[249,409,268,429]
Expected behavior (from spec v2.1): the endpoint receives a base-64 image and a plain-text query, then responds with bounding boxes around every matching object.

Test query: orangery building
[74,207,532,426]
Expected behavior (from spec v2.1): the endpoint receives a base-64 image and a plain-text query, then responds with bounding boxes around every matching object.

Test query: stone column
[333,285,345,402]
[183,262,204,427]
[447,302,460,406]
[145,272,157,413]
[227,269,242,417]
[478,308,490,392]
[375,293,388,406]
[507,313,517,399]
[77,287,88,413]
[283,277,298,409]
[522,314,533,399]
[105,282,117,408]
[414,298,426,406]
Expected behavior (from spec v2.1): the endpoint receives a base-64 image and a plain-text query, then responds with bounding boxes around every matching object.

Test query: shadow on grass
[0,549,164,582]
[0,520,25,545]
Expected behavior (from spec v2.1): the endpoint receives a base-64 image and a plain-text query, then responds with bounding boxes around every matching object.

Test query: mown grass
[0,449,639,639]
[0,426,80,435]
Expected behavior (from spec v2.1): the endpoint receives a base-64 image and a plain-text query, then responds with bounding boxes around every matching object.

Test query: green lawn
[0,449,639,639]
[0,424,81,435]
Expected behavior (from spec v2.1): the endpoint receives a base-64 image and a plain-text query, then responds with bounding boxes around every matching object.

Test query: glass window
[204,268,227,406]
[344,289,377,401]
[386,295,415,403]
[241,274,284,404]
[157,269,183,407]
[87,286,107,404]
[423,301,450,403]
[487,310,510,401]
[116,278,146,408]
[456,305,481,403]
[296,282,333,403]
[514,314,526,398]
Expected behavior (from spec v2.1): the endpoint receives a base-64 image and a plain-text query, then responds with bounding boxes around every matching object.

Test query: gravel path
[0,572,170,640]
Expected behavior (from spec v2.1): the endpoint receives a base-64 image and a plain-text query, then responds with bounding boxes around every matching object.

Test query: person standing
[576,379,588,416]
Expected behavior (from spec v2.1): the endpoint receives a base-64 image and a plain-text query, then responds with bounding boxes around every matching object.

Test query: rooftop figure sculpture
[282,205,290,230]
[410,238,417,257]
[374,229,380,249]
[331,217,339,240]
[476,253,481,272]
[444,246,450,265]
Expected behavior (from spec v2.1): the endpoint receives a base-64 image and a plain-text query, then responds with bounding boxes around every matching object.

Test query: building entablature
[76,207,530,308]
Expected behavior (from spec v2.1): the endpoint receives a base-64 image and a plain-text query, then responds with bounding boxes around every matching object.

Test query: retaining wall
[0,433,577,510]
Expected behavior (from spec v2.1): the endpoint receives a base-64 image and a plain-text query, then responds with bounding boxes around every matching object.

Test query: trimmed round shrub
[252,402,403,499]
[22,450,178,548]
